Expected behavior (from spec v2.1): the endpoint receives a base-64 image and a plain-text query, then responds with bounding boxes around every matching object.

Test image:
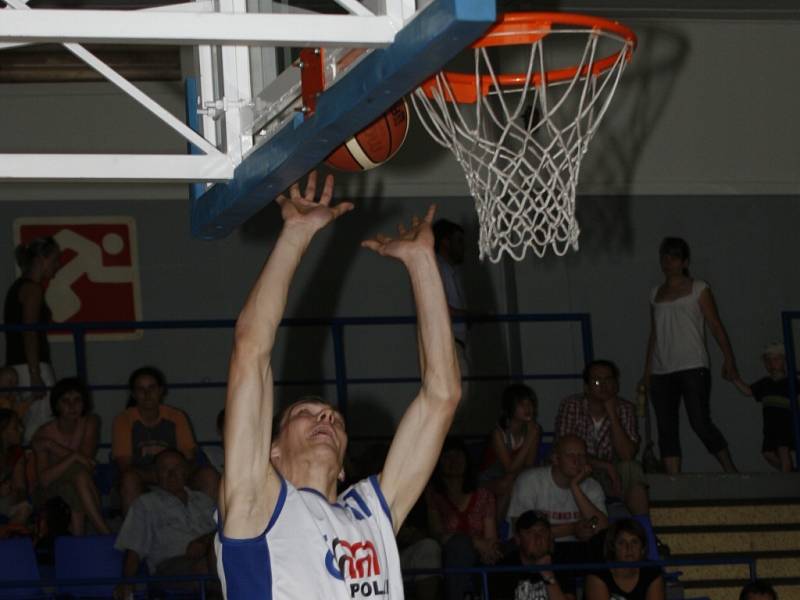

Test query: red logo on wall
[14,217,142,340]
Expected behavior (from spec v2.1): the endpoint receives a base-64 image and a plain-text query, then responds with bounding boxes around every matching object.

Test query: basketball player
[216,172,461,599]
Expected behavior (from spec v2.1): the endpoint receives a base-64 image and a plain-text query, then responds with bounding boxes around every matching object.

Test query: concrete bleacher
[649,472,800,600]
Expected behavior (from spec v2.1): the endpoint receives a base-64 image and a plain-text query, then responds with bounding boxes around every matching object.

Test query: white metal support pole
[218,0,254,163]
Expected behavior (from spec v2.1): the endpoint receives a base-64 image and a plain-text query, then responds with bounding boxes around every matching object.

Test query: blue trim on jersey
[369,474,393,528]
[220,530,272,600]
[216,478,287,600]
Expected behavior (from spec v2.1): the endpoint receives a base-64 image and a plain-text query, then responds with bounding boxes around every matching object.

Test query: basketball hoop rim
[418,12,637,104]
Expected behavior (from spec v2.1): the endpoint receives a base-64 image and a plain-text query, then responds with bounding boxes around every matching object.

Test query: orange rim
[419,12,637,104]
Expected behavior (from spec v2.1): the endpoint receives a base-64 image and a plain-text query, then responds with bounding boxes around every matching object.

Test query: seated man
[114,449,216,599]
[491,510,575,600]
[507,435,608,567]
[112,365,219,513]
[555,359,649,516]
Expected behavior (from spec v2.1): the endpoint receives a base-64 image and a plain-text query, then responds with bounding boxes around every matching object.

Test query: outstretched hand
[361,204,436,261]
[276,171,353,234]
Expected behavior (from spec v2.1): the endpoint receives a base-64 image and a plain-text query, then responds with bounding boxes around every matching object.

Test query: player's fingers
[288,181,302,201]
[331,202,354,219]
[397,223,407,235]
[411,215,420,228]
[275,193,287,207]
[361,239,381,253]
[303,171,318,202]
[376,233,392,244]
[319,174,335,206]
[424,204,437,223]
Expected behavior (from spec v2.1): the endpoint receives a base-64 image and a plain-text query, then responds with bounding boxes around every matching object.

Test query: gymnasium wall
[1,17,799,471]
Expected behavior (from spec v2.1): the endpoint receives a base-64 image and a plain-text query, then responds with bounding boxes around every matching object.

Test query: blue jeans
[650,367,728,458]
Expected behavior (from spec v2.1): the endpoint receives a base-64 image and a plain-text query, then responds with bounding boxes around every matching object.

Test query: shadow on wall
[567,25,690,266]
[238,174,402,400]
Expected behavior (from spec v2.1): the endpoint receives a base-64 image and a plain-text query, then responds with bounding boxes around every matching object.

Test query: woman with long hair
[4,236,61,442]
[32,377,110,535]
[642,237,738,475]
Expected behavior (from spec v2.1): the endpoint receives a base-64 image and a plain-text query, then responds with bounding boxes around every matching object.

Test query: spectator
[114,449,216,600]
[642,236,738,475]
[0,408,31,525]
[555,360,649,516]
[112,366,218,513]
[32,377,110,535]
[585,519,664,600]
[740,580,778,600]
[398,495,441,600]
[428,437,500,600]
[481,383,541,520]
[491,510,575,600]
[4,237,62,444]
[733,343,796,472]
[507,434,608,577]
[0,366,30,420]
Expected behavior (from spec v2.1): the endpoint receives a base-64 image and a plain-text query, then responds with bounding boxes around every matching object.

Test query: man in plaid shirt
[555,360,650,516]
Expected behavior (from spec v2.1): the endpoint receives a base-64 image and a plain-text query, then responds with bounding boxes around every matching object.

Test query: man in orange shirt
[112,366,218,513]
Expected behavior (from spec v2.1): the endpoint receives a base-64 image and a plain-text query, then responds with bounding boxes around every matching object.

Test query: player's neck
[281,457,340,502]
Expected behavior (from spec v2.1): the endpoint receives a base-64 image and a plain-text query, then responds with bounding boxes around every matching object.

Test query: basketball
[324,98,410,172]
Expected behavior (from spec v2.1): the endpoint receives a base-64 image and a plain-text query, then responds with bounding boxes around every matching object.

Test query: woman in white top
[642,237,738,475]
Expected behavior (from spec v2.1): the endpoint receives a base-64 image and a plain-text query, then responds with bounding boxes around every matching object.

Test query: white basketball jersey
[216,475,404,600]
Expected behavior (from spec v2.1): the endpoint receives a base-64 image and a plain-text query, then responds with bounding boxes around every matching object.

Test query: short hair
[659,237,691,261]
[515,510,551,533]
[553,434,586,455]
[604,518,648,561]
[154,447,188,469]
[14,236,59,271]
[432,219,464,253]
[500,383,537,427]
[582,359,620,384]
[50,377,92,417]
[739,580,778,600]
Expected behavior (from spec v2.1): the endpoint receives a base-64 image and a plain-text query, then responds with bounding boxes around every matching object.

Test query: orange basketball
[324,98,410,172]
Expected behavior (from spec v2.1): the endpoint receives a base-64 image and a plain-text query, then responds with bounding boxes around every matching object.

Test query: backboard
[0,0,496,238]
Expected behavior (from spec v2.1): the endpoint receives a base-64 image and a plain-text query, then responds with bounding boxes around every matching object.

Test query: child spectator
[480,383,541,520]
[733,343,797,472]
[112,366,219,513]
[0,408,32,525]
[0,366,31,420]
[32,377,110,535]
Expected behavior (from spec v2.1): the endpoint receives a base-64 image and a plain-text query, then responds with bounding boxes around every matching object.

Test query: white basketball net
[412,20,634,262]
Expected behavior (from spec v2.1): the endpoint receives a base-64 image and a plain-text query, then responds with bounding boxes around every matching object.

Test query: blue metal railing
[0,557,757,598]
[781,311,800,472]
[1,313,593,422]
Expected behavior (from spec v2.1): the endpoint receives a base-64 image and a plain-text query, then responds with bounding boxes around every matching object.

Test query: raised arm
[222,173,352,539]
[364,206,461,531]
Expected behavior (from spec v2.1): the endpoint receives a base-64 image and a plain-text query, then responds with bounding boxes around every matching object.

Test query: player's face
[518,522,552,561]
[586,365,618,401]
[553,439,587,479]
[614,530,645,562]
[56,390,84,420]
[763,353,786,378]
[132,374,164,411]
[279,401,348,465]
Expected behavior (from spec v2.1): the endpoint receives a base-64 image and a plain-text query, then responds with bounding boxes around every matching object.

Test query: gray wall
[1,17,799,471]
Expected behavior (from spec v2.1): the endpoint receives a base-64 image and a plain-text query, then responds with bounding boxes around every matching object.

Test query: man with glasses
[555,360,649,517]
